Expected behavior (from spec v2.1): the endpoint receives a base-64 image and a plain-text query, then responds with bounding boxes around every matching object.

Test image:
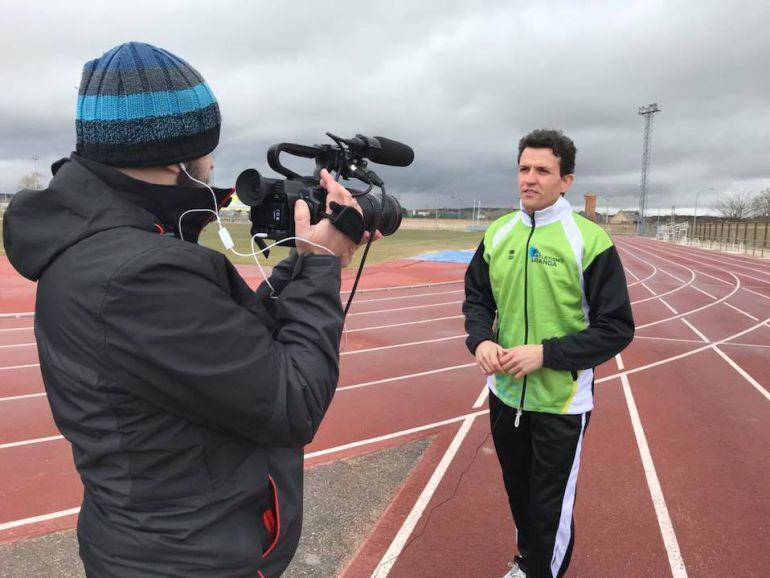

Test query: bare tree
[751,187,770,218]
[713,191,755,220]
[17,171,46,190]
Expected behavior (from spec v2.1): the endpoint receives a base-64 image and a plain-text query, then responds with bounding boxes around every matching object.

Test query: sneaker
[502,559,526,578]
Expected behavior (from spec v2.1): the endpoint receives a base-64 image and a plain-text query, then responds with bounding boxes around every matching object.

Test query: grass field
[0,215,483,266]
[198,222,483,267]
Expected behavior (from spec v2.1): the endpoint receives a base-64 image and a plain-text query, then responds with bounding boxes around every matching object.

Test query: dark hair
[517,129,576,176]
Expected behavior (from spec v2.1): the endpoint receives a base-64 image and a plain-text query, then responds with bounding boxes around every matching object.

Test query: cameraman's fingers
[319,169,348,200]
[319,169,359,211]
[294,199,311,238]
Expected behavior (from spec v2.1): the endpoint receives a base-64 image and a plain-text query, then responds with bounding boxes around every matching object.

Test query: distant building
[1,192,15,213]
[584,193,597,220]
[609,210,640,225]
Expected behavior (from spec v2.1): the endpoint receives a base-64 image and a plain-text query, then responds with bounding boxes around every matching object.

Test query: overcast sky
[1,0,768,213]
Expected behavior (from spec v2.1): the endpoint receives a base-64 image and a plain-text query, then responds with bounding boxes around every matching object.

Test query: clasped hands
[474,340,543,379]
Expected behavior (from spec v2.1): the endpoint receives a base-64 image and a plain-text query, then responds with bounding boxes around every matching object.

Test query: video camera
[234,133,412,247]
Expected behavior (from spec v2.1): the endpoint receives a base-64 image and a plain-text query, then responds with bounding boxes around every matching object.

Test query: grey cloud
[1,0,768,214]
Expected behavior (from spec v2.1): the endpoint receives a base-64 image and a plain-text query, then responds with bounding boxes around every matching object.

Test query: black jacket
[3,155,344,577]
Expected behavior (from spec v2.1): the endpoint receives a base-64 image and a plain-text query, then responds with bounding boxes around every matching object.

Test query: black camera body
[236,172,324,242]
[235,133,411,245]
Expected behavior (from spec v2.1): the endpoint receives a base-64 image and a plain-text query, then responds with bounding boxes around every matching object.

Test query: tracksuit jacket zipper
[515,212,536,428]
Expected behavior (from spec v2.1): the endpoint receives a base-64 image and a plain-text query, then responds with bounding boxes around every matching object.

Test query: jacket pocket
[262,475,281,558]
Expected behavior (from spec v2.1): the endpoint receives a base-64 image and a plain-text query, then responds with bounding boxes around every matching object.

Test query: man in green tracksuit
[463,129,634,578]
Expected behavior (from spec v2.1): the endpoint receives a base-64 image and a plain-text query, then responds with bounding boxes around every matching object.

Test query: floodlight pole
[637,103,661,234]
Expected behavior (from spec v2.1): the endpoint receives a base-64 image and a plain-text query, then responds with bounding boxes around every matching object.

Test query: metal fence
[688,219,770,258]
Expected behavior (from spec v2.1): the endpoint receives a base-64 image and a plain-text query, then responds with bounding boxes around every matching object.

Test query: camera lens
[359,192,402,236]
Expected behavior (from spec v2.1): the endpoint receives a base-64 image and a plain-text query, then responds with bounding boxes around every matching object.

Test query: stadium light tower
[637,103,661,234]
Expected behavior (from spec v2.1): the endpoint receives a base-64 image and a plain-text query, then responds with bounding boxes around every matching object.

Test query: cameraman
[3,42,364,577]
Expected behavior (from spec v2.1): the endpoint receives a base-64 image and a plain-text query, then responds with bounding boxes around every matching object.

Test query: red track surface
[1,242,769,577]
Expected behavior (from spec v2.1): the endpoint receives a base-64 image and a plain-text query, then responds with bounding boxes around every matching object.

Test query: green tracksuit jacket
[463,197,634,414]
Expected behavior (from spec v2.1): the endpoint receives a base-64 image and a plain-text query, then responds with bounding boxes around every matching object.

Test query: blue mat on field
[409,250,474,264]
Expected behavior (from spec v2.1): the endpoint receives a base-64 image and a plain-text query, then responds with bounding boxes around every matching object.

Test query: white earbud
[176,162,332,299]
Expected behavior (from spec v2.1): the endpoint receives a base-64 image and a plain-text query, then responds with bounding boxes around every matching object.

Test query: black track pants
[489,393,591,578]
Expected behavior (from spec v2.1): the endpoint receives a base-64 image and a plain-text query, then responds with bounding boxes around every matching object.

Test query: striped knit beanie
[76,42,220,166]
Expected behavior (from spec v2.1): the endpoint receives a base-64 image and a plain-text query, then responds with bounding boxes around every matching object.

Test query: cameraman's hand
[294,169,365,267]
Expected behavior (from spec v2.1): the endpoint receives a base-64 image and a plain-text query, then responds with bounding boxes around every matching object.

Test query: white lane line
[347,300,461,317]
[635,281,737,329]
[0,409,489,531]
[619,239,732,287]
[337,363,477,392]
[744,287,770,301]
[0,312,34,319]
[472,384,490,409]
[631,239,770,295]
[0,392,46,403]
[372,414,480,577]
[622,240,764,328]
[691,285,717,300]
[681,320,770,401]
[0,507,81,532]
[624,267,641,281]
[635,271,740,330]
[342,335,465,356]
[341,279,464,295]
[649,265,717,300]
[647,238,770,279]
[0,319,467,369]
[0,327,34,333]
[0,359,477,405]
[0,342,36,350]
[597,318,770,385]
[624,240,770,400]
[618,354,688,578]
[305,409,488,461]
[623,264,658,288]
[0,363,40,372]
[0,435,64,450]
[634,335,770,349]
[9,323,769,403]
[681,319,708,342]
[0,409,491,533]
[353,289,463,304]
[345,315,463,333]
[617,247,697,306]
[661,267,717,299]
[713,347,770,401]
[724,302,759,322]
[0,294,464,331]
[659,298,678,315]
[658,269,685,284]
[620,247,657,283]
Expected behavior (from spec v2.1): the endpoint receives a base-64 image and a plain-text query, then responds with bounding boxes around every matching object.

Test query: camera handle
[267,143,323,179]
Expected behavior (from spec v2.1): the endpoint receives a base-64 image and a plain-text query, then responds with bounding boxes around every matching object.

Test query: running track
[1,238,768,577]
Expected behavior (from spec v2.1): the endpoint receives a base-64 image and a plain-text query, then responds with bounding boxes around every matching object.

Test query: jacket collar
[72,154,233,242]
[519,196,572,227]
